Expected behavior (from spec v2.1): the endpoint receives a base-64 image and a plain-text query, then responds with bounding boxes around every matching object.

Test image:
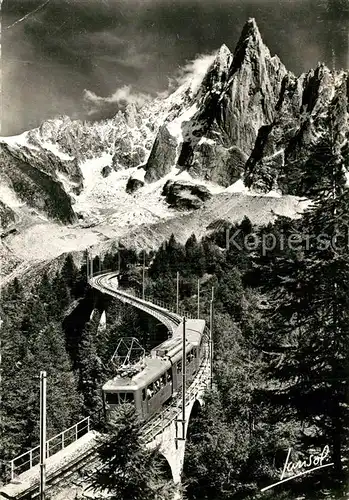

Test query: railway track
[0,273,210,499]
[91,272,182,334]
[89,272,211,441]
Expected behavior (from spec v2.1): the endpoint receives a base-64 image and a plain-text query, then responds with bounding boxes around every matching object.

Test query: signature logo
[261,445,334,492]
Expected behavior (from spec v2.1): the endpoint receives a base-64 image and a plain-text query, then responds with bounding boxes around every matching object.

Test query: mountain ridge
[0,18,347,279]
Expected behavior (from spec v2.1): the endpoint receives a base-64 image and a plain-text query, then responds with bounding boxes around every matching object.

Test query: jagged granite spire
[230,17,270,75]
[197,43,233,98]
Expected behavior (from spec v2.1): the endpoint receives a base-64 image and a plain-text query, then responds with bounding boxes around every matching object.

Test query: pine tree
[27,323,82,446]
[150,235,186,278]
[145,275,177,306]
[37,272,52,302]
[202,237,225,274]
[259,136,349,485]
[77,320,104,422]
[61,253,78,295]
[216,267,244,321]
[52,272,71,319]
[90,405,175,500]
[185,234,206,277]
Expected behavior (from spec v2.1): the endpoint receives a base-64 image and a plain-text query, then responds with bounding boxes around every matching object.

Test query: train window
[160,374,166,388]
[142,389,146,401]
[105,393,119,405]
[166,370,172,383]
[177,361,182,373]
[187,351,194,364]
[119,392,134,404]
[154,379,161,393]
[147,384,154,399]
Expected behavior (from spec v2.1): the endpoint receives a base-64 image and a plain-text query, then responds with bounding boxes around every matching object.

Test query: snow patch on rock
[131,167,146,182]
[225,179,251,194]
[0,182,23,208]
[167,103,199,144]
[42,141,74,161]
[1,131,38,150]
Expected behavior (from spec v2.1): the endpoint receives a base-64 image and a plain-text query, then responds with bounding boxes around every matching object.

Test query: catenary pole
[182,317,186,439]
[142,251,145,300]
[197,279,200,318]
[39,371,47,500]
[86,250,89,282]
[176,272,179,314]
[117,241,121,273]
[210,300,213,388]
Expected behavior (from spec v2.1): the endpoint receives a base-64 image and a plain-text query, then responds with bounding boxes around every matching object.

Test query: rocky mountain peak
[125,103,140,128]
[0,18,347,236]
[197,43,233,100]
[237,17,262,44]
[231,18,267,71]
[144,19,291,185]
[216,43,232,66]
[212,43,233,73]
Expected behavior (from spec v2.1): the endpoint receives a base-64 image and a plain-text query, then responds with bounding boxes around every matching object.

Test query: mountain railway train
[102,318,206,420]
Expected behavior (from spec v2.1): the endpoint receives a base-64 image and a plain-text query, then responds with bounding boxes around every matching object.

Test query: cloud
[2,0,348,135]
[84,50,216,118]
[83,85,152,117]
[171,52,217,94]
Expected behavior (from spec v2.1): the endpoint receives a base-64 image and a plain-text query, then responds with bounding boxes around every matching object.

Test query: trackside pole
[39,371,47,500]
[182,317,186,439]
[142,251,145,300]
[176,272,179,314]
[210,287,214,389]
[118,240,121,273]
[226,228,230,251]
[86,251,89,282]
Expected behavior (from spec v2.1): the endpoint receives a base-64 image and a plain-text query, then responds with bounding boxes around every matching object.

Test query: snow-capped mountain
[0,18,347,278]
[0,98,168,227]
[145,18,348,192]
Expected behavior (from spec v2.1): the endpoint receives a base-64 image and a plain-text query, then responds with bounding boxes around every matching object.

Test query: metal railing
[90,271,197,322]
[125,288,196,322]
[142,328,211,442]
[9,417,90,480]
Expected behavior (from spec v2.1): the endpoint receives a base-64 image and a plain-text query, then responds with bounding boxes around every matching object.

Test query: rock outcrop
[101,165,112,178]
[145,18,348,196]
[126,177,145,194]
[0,17,347,227]
[0,142,77,223]
[162,180,212,210]
[145,126,179,182]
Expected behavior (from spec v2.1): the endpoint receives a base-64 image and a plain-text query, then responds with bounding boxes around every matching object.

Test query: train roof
[151,319,205,357]
[103,356,171,392]
[177,319,205,346]
[103,318,206,393]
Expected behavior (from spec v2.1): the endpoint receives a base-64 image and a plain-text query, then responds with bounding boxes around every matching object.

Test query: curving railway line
[0,272,211,499]
[90,272,182,335]
[89,272,211,442]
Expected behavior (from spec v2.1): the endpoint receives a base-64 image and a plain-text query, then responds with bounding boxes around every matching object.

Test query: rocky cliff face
[0,99,166,226]
[0,139,78,224]
[0,17,347,231]
[145,18,348,193]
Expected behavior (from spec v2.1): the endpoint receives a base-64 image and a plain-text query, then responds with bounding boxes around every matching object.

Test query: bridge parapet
[0,272,210,498]
[90,272,211,485]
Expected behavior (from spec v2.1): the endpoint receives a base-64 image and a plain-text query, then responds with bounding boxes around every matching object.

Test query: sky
[1,0,349,135]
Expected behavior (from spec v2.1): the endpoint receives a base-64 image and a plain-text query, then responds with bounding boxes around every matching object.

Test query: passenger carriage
[102,319,206,420]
